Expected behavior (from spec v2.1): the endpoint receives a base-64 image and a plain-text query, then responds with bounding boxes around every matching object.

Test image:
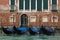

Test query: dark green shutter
[10,0,15,12]
[52,0,57,5]
[31,0,35,10]
[43,0,48,9]
[19,0,23,10]
[37,0,42,11]
[11,0,15,5]
[25,0,29,10]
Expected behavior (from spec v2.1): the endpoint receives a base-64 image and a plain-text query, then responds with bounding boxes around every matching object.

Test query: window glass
[37,0,42,11]
[31,0,35,10]
[10,0,15,12]
[43,0,48,9]
[52,0,57,5]
[19,0,23,10]
[25,0,29,10]
[52,0,57,10]
[11,0,15,5]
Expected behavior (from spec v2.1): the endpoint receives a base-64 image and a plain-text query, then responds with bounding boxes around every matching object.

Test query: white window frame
[18,0,37,12]
[31,0,37,12]
[18,0,24,11]
[9,0,16,5]
[51,16,58,22]
[9,0,16,10]
[18,0,49,12]
[42,0,49,12]
[51,0,58,11]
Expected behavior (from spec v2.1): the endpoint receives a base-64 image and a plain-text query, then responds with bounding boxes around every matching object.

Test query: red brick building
[0,0,60,28]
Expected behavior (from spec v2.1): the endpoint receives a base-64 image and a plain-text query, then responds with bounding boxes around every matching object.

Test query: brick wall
[0,0,60,28]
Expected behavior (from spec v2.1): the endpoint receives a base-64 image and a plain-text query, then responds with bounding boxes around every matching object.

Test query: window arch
[51,16,58,22]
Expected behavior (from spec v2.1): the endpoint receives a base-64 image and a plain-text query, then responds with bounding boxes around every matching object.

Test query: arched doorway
[21,14,28,27]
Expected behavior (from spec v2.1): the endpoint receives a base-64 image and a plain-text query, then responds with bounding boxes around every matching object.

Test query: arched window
[51,16,58,22]
[21,14,28,26]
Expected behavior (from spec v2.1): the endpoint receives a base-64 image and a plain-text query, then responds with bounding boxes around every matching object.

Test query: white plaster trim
[42,0,43,12]
[36,0,37,11]
[30,0,31,11]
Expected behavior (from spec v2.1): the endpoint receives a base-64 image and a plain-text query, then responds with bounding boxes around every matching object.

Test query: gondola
[39,25,55,35]
[13,26,28,35]
[28,26,39,35]
[2,26,15,35]
[45,27,56,35]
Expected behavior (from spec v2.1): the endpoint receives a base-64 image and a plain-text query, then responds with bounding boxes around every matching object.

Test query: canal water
[0,33,60,40]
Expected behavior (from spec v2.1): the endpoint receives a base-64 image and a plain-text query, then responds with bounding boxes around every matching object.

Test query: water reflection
[0,34,60,40]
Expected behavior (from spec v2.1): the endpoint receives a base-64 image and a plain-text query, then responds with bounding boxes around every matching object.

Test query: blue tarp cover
[17,27,28,32]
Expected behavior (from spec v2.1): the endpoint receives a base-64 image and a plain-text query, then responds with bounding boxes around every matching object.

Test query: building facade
[0,0,60,27]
